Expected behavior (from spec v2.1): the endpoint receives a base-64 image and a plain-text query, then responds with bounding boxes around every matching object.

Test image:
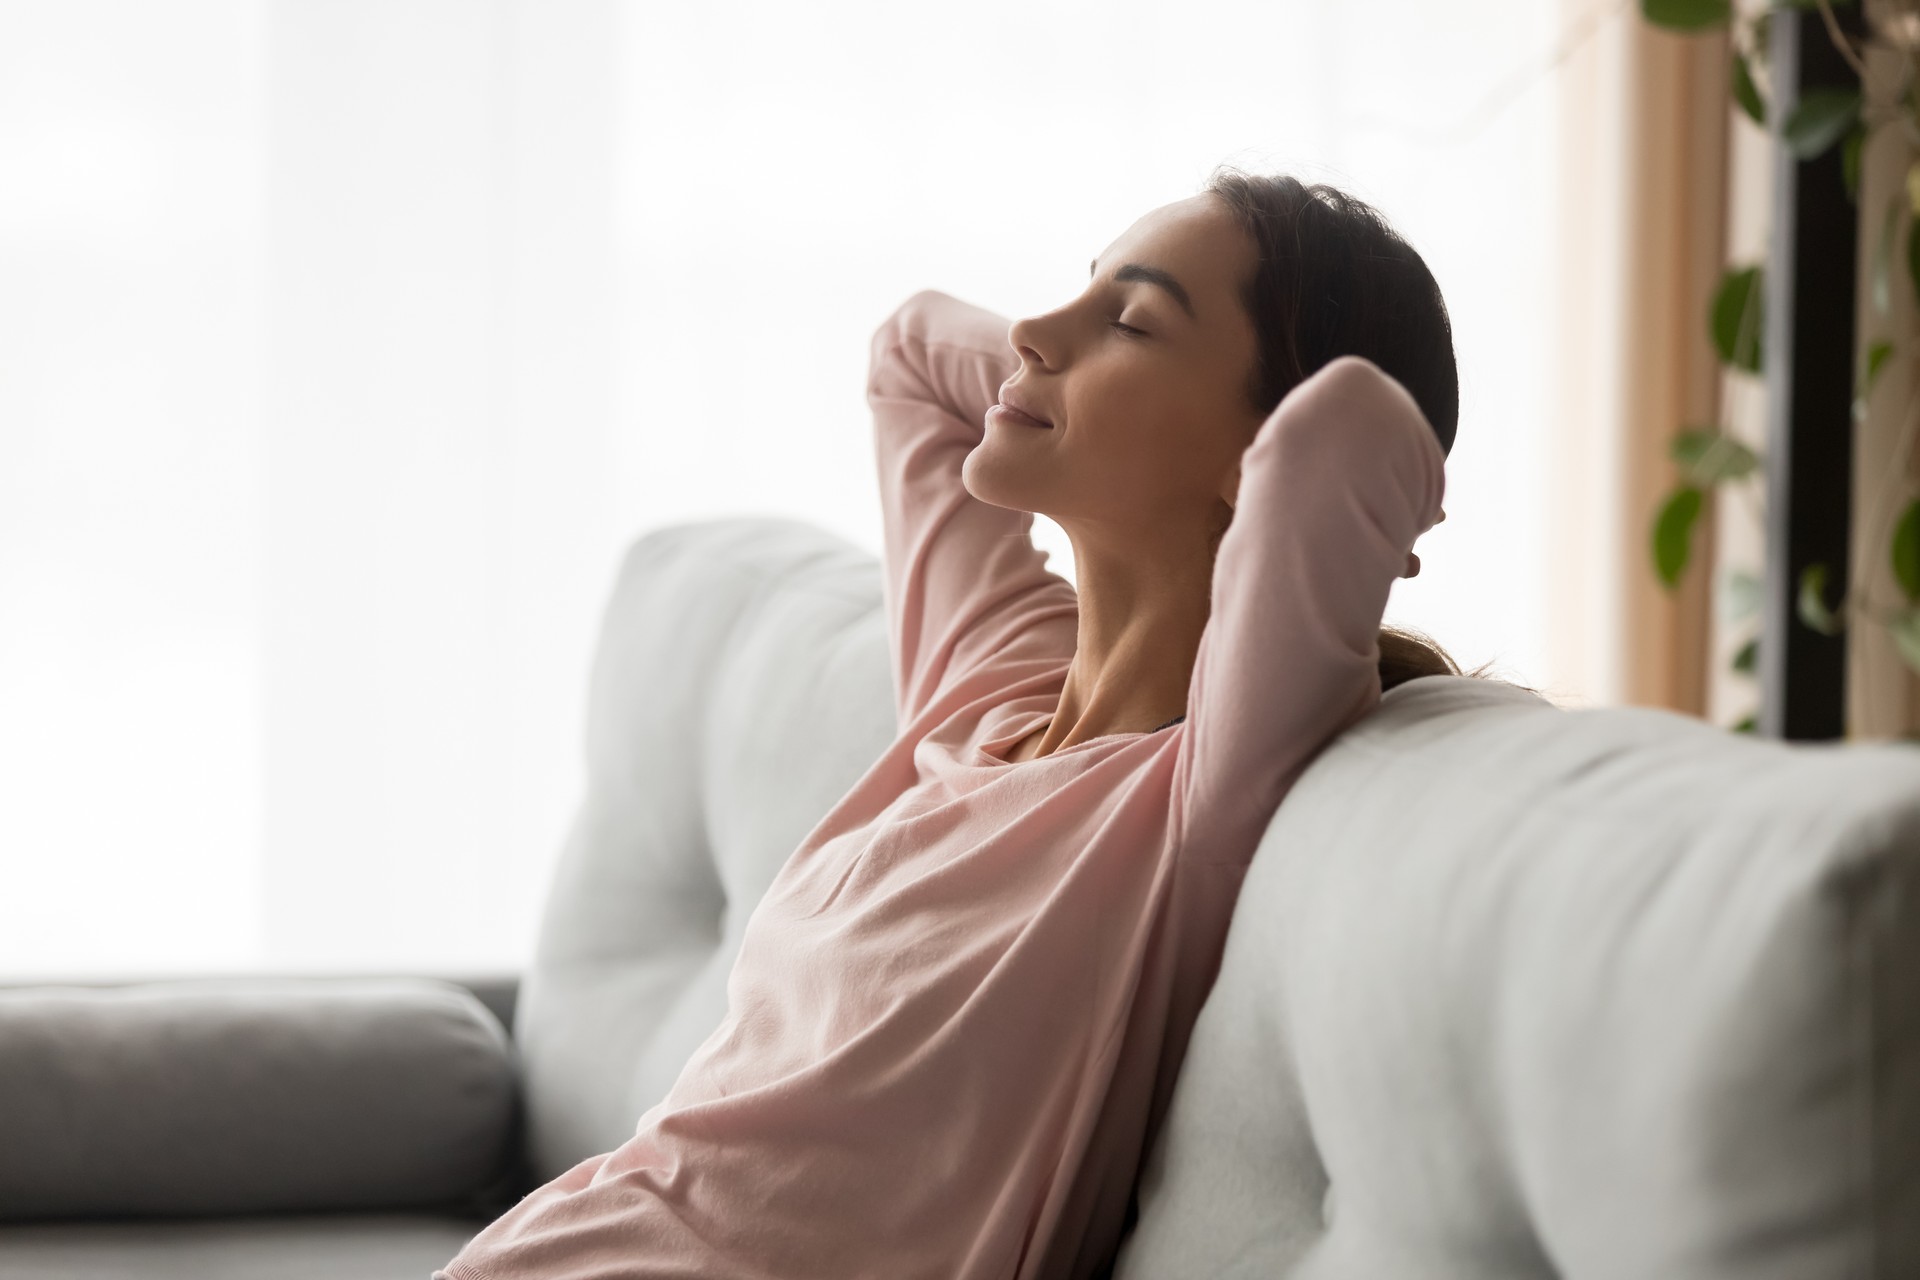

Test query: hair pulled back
[1202,165,1534,696]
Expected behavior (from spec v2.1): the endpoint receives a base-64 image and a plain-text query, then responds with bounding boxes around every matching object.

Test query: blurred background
[1,0,1751,978]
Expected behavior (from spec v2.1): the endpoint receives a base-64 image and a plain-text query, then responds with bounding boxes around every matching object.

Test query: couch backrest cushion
[1115,674,1920,1279]
[514,518,898,1178]
[525,516,1920,1278]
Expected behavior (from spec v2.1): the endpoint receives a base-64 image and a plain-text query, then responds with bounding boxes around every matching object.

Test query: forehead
[1093,194,1250,323]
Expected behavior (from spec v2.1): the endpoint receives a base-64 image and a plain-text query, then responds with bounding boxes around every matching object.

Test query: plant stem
[1814,0,1871,83]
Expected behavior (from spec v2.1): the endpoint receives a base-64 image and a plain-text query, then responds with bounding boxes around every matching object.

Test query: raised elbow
[869,289,950,359]
[1269,357,1428,448]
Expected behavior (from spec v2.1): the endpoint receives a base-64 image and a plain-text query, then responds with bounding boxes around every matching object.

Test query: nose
[1007,314,1051,369]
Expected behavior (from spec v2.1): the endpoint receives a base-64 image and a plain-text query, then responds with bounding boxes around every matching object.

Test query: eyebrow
[1089,256,1197,321]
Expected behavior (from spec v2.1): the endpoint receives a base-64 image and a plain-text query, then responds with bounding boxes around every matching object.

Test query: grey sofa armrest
[0,976,520,1223]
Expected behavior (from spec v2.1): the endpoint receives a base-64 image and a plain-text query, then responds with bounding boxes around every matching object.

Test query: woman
[438,166,1484,1280]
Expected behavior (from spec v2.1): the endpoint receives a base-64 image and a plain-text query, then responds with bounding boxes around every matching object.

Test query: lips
[994,385,1054,429]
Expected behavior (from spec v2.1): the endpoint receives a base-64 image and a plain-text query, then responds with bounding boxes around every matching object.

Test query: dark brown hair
[1203,164,1537,697]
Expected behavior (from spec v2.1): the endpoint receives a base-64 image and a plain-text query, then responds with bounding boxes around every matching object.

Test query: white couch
[3,515,1918,1278]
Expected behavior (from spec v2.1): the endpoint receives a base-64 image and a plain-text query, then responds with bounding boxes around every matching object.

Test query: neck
[1029,516,1213,756]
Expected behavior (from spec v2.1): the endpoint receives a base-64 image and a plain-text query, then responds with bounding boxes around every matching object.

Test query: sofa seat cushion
[0,1210,491,1280]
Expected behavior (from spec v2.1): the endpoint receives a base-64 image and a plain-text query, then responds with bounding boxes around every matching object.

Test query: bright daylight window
[0,1,1560,978]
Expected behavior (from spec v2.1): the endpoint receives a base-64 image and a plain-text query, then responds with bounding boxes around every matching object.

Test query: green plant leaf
[1671,426,1761,485]
[1866,340,1894,390]
[1894,498,1920,601]
[1843,124,1865,203]
[1731,710,1758,734]
[1655,485,1704,588]
[1642,0,1731,29]
[1782,87,1862,160]
[1732,50,1767,125]
[1855,339,1894,421]
[1710,265,1765,373]
[1797,561,1844,635]
[1893,605,1920,675]
[1670,427,1717,466]
[1732,634,1759,674]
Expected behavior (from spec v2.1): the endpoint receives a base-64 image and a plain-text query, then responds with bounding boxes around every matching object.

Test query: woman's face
[963,192,1266,551]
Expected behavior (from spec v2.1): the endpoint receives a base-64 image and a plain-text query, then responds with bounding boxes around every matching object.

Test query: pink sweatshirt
[436,289,1446,1280]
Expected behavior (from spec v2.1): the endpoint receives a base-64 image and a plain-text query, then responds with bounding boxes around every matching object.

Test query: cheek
[1066,373,1166,451]
[1063,415,1196,508]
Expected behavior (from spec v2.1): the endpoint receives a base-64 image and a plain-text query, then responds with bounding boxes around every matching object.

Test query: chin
[961,442,1050,513]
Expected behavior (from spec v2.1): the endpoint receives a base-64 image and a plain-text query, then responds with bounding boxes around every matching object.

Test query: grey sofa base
[0,1210,497,1280]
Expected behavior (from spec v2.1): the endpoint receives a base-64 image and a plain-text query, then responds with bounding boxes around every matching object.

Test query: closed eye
[1109,320,1147,338]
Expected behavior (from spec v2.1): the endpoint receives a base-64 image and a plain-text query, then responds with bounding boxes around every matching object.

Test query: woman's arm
[868,289,1078,727]
[1170,355,1447,864]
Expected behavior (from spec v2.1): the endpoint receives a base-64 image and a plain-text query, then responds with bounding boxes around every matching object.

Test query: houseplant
[1643,0,1920,735]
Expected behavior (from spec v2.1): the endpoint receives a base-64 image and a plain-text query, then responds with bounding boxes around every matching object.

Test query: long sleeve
[867,288,1079,727]
[1171,355,1447,865]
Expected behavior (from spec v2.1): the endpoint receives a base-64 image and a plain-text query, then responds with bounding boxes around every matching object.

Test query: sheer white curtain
[1,0,1567,980]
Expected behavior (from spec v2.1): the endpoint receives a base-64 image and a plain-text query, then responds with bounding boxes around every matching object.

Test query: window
[0,0,1561,978]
